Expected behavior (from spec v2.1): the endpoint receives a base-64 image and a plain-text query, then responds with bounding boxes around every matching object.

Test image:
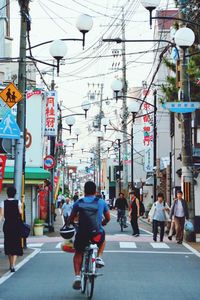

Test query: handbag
[20,221,31,238]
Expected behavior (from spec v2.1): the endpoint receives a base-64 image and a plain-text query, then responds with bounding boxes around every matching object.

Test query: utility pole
[121,6,129,193]
[153,90,157,202]
[179,4,195,241]
[48,77,55,232]
[14,0,30,201]
[98,83,104,193]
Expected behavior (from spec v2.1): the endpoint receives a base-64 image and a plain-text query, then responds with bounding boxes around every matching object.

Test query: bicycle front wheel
[86,275,94,299]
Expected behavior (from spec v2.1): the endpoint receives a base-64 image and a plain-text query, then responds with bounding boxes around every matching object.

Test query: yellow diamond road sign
[0,82,23,108]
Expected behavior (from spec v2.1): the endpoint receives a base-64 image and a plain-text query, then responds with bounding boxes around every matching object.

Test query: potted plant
[33,218,44,236]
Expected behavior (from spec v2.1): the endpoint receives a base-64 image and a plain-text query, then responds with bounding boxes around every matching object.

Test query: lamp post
[96,130,104,193]
[115,132,122,194]
[128,101,140,191]
[174,27,195,239]
[14,1,93,233]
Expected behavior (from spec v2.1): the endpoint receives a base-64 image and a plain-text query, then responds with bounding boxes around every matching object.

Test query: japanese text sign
[44,91,58,136]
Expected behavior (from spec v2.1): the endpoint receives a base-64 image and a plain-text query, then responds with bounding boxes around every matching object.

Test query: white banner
[144,146,153,172]
[44,91,58,136]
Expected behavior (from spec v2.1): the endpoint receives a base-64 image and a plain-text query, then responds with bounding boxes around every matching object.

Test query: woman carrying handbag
[0,186,23,272]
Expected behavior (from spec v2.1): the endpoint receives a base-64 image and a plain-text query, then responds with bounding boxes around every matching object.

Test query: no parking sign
[44,155,55,170]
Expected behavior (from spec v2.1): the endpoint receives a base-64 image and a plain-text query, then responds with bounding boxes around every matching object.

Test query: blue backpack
[78,197,100,238]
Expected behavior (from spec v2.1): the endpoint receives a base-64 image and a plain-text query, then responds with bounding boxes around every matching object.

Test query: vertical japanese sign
[0,155,7,191]
[142,89,154,172]
[44,91,58,136]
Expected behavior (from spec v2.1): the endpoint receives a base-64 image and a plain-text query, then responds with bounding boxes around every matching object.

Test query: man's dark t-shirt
[115,197,128,210]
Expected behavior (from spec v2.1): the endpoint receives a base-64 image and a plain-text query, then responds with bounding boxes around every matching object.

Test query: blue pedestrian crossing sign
[0,112,20,139]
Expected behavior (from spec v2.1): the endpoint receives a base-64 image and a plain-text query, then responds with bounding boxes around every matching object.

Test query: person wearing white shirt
[62,198,73,225]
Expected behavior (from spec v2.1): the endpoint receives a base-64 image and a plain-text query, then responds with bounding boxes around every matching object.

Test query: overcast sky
[9,0,175,165]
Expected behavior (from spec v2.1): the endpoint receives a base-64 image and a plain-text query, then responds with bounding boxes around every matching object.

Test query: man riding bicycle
[68,181,110,290]
[115,193,129,228]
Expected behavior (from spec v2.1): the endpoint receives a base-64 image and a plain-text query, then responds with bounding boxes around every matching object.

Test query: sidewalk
[0,247,35,278]
[140,217,200,253]
[0,209,63,278]
[45,208,64,237]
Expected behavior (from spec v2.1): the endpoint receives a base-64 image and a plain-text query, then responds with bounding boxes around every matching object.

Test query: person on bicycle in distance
[68,181,110,290]
[115,192,129,228]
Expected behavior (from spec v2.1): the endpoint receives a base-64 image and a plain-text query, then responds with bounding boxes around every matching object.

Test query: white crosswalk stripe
[150,242,170,249]
[119,242,137,249]
[28,243,44,248]
[119,242,171,249]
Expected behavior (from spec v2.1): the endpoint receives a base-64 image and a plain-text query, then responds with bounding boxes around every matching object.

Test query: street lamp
[73,128,81,141]
[115,132,122,193]
[65,116,76,134]
[174,27,195,239]
[81,100,91,118]
[128,101,140,190]
[49,39,67,76]
[76,14,93,49]
[111,79,123,102]
[101,117,110,132]
[140,0,161,28]
[174,27,195,48]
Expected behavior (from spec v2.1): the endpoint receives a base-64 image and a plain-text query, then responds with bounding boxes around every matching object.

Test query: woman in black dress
[0,186,23,272]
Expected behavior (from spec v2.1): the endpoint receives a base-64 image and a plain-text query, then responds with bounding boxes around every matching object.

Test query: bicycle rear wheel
[86,275,94,299]
[81,273,87,294]
[120,218,124,232]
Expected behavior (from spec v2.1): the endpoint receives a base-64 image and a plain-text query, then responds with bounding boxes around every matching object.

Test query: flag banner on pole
[44,91,58,136]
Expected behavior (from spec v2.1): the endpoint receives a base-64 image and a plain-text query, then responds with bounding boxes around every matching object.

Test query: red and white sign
[44,91,58,136]
[44,155,55,170]
[27,89,42,99]
[0,155,7,191]
[142,89,154,172]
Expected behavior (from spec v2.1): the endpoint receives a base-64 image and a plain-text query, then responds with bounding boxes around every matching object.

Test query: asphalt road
[0,215,200,300]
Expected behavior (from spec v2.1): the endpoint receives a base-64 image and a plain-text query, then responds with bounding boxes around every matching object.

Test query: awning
[4,166,50,180]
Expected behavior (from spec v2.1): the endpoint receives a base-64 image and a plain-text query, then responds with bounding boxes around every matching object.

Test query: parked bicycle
[81,243,103,299]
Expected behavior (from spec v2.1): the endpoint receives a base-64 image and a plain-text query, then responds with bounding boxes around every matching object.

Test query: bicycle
[118,209,127,232]
[81,243,103,299]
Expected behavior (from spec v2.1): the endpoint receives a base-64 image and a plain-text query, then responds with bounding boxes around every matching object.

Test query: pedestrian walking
[73,191,79,202]
[170,190,189,244]
[148,192,170,242]
[129,191,140,236]
[0,186,23,272]
[62,198,73,225]
[115,193,129,228]
[57,192,65,208]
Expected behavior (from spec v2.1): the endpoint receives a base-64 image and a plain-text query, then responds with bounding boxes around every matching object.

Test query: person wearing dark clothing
[170,190,189,244]
[129,191,140,236]
[0,186,23,272]
[73,192,79,202]
[115,193,128,227]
